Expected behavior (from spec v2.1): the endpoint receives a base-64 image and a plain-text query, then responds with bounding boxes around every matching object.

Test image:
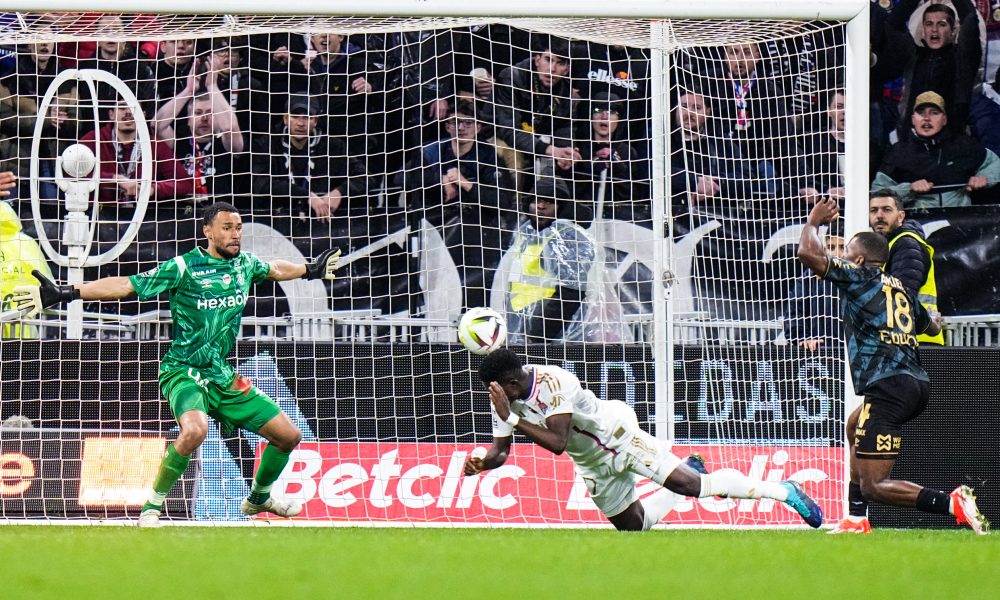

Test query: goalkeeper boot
[137,508,162,528]
[827,516,871,534]
[950,485,990,535]
[683,453,708,475]
[781,481,824,528]
[241,496,303,518]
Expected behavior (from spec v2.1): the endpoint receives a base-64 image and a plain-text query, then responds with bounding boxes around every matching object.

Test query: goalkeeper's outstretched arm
[10,270,135,317]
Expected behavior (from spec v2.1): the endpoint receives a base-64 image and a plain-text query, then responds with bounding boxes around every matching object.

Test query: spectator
[487,33,581,177]
[887,0,982,129]
[34,82,84,200]
[284,33,376,146]
[78,14,155,116]
[152,38,196,105]
[969,62,1000,158]
[571,41,651,140]
[669,89,747,216]
[869,189,943,345]
[251,95,374,223]
[10,38,59,114]
[688,42,794,200]
[1,196,54,339]
[80,100,194,206]
[395,99,511,225]
[363,30,461,177]
[569,91,651,225]
[870,1,915,175]
[199,37,269,140]
[797,89,846,207]
[504,177,595,344]
[154,66,245,206]
[784,233,844,351]
[872,91,1000,208]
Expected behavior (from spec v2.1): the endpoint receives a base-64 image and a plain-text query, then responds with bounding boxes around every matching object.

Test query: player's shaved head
[479,348,524,385]
[849,231,890,266]
[202,202,240,227]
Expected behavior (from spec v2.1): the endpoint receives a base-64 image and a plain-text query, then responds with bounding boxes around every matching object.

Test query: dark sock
[915,487,951,515]
[848,482,868,518]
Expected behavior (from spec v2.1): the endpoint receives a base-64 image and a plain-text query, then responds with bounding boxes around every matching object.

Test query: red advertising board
[264,442,843,526]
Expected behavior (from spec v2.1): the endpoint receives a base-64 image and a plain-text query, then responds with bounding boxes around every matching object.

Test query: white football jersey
[491,364,639,468]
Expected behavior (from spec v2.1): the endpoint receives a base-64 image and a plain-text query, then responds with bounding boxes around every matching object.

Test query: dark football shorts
[854,374,929,460]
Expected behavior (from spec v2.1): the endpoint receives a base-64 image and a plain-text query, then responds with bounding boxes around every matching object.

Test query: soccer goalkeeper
[10,202,342,526]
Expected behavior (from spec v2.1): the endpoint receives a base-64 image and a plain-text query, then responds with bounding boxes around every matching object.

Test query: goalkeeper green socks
[247,445,292,505]
[142,444,191,512]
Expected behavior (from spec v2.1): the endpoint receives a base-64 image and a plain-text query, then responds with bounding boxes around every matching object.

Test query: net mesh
[0,11,848,526]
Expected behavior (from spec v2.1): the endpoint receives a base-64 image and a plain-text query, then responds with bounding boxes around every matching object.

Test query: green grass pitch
[3,526,998,599]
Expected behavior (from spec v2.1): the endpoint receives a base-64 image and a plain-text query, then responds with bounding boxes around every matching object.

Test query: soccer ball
[457,307,507,355]
[60,143,97,178]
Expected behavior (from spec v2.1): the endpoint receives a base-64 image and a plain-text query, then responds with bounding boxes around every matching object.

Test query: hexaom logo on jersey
[196,293,247,310]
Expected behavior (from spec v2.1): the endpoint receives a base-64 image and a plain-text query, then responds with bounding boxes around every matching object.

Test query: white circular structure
[59,143,97,179]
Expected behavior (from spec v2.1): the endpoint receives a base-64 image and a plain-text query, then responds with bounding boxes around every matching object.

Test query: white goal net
[0,5,863,526]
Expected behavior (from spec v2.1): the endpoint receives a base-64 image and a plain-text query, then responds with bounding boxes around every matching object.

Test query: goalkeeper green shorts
[160,368,282,434]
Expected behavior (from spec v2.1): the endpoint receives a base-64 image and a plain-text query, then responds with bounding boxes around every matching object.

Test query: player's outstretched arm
[10,270,135,317]
[798,197,839,275]
[268,248,342,282]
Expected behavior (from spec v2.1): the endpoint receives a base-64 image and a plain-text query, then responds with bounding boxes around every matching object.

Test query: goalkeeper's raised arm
[10,202,341,318]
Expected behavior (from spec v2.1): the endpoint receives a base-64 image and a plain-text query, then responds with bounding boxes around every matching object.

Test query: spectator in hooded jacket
[872,91,1000,208]
[869,189,943,345]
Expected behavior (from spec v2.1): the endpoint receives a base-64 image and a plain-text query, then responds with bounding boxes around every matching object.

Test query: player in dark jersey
[798,197,988,535]
[10,202,342,527]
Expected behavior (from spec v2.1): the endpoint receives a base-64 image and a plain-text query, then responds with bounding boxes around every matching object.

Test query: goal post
[0,1,868,527]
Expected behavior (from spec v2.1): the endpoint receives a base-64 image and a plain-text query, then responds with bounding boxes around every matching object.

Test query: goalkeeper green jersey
[128,247,271,384]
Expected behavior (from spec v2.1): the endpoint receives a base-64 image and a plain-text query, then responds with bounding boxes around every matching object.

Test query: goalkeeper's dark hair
[202,202,240,227]
[478,348,524,385]
[851,231,890,266]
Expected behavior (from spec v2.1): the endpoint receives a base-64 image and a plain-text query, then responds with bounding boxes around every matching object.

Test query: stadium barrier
[3,341,993,527]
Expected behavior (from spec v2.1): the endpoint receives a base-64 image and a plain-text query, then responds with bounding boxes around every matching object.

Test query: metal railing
[6,309,1000,347]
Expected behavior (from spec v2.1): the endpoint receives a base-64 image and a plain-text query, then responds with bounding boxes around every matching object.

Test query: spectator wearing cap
[570,41,651,140]
[154,54,245,205]
[569,91,651,225]
[503,176,596,344]
[884,0,981,131]
[80,100,194,206]
[251,95,375,223]
[872,91,1000,208]
[486,34,582,176]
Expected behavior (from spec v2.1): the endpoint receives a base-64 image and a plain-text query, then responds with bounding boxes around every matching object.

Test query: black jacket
[488,57,579,156]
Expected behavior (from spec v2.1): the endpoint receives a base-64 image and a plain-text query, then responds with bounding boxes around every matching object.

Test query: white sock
[698,472,789,501]
[640,490,679,531]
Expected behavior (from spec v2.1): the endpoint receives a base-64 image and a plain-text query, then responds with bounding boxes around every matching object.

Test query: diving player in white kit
[464,349,824,531]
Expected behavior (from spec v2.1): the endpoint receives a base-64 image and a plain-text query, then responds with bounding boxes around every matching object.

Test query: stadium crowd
[0,3,999,337]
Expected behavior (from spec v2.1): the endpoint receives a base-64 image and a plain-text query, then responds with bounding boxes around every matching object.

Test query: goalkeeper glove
[9,270,80,318]
[305,247,342,280]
